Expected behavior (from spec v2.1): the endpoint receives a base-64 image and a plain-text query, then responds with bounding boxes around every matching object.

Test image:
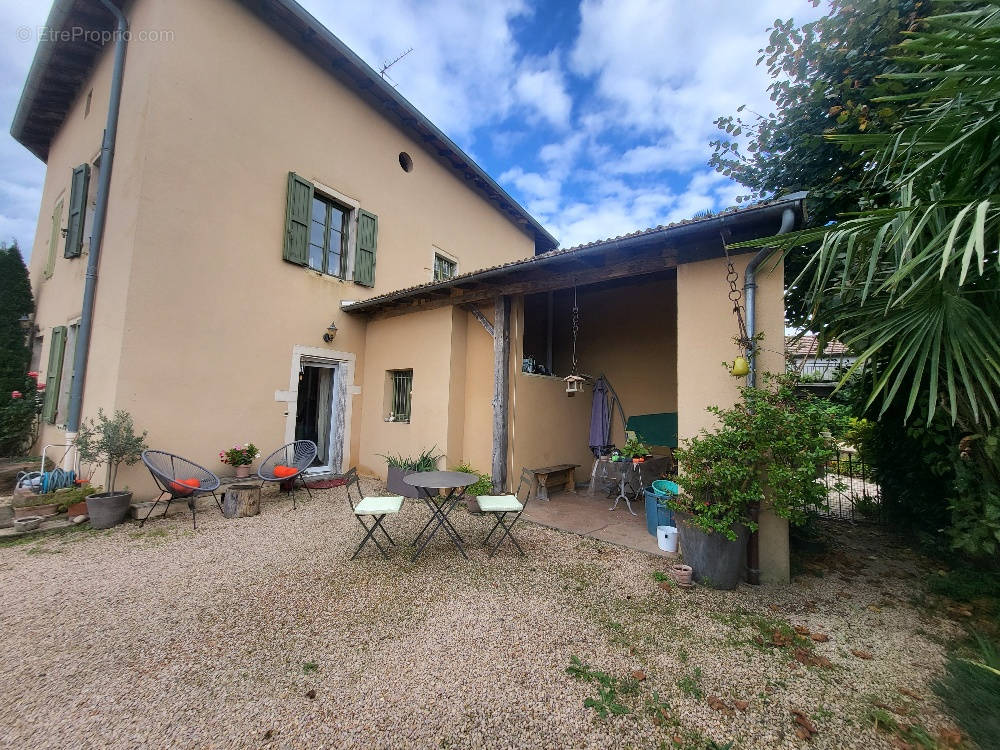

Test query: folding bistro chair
[256,440,317,509]
[476,468,534,557]
[140,450,223,530]
[344,467,403,560]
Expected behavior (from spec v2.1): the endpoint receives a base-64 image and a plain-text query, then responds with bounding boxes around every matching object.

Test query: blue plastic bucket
[644,487,675,536]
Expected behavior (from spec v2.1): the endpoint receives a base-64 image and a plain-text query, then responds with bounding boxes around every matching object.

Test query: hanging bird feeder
[564,286,588,396]
[564,374,586,396]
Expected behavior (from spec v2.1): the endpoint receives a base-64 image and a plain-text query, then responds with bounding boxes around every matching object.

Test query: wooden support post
[492,295,510,493]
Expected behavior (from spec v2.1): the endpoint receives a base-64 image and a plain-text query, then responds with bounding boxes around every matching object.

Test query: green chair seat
[476,494,523,513]
[354,495,404,516]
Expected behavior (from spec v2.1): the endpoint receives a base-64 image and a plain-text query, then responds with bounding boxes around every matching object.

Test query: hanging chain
[571,286,580,374]
[723,236,752,354]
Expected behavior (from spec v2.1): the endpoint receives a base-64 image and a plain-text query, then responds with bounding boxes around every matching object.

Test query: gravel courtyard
[0,482,965,749]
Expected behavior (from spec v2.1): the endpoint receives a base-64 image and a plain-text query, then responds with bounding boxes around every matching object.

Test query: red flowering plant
[670,374,849,540]
[219,442,259,467]
[0,371,44,457]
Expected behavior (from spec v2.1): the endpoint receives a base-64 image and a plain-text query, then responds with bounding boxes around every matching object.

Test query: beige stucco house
[13,0,802,582]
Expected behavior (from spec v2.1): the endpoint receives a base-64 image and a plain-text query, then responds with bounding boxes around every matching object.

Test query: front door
[294,362,341,472]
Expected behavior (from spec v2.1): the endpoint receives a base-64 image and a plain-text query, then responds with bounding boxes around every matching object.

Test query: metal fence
[818,447,883,523]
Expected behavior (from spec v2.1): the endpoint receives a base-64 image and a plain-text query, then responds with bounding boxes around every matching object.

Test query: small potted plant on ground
[220,442,259,478]
[75,409,148,529]
[380,447,441,498]
[670,375,847,589]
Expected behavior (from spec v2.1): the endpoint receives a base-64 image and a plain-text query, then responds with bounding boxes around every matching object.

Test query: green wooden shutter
[42,326,67,424]
[283,172,313,265]
[64,164,90,258]
[354,210,378,287]
[44,199,63,279]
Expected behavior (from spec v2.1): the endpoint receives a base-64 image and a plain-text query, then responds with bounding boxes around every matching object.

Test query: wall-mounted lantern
[322,321,338,343]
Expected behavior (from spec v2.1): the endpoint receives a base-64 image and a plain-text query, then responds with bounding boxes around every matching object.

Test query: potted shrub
[75,409,148,529]
[219,442,260,478]
[670,375,847,589]
[380,447,441,498]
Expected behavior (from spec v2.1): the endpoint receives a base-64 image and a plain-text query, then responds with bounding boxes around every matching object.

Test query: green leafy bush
[671,375,849,539]
[934,635,1000,750]
[0,373,42,457]
[379,446,441,473]
[451,463,491,496]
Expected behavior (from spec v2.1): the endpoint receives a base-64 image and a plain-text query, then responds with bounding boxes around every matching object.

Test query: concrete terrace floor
[0,482,964,749]
[522,487,670,557]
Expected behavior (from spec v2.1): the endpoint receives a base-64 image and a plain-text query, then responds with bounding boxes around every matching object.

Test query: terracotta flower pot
[670,564,693,586]
[65,501,89,517]
[235,465,252,479]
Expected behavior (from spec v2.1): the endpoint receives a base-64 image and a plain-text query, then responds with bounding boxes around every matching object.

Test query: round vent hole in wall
[398,152,413,172]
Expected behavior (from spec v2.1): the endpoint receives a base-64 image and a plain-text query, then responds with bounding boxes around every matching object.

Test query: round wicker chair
[256,440,317,508]
[141,450,222,529]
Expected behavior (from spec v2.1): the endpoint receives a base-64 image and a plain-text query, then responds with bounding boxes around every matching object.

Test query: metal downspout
[65,0,128,434]
[744,205,796,586]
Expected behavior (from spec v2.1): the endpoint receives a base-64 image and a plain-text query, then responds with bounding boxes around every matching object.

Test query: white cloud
[514,54,572,129]
[570,0,822,171]
[306,0,530,142]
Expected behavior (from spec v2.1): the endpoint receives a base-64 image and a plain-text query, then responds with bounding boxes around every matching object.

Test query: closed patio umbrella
[589,376,611,457]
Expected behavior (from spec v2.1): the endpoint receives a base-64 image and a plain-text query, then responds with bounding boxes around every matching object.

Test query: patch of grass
[676,667,703,699]
[934,633,1000,749]
[714,610,813,651]
[927,569,1000,615]
[302,661,319,675]
[566,655,637,719]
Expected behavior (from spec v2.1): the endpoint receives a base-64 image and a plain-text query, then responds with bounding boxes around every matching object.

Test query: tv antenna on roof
[379,47,413,87]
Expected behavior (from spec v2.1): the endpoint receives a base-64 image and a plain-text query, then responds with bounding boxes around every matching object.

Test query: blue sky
[0,0,823,259]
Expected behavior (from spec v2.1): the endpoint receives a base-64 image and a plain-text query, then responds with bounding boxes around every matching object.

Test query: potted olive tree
[670,375,847,589]
[75,409,148,529]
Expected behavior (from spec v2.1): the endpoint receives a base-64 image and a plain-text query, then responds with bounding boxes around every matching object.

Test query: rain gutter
[743,191,806,586]
[66,0,128,433]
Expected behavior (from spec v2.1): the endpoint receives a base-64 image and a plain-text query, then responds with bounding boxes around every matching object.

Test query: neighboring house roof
[9,0,558,252]
[344,194,807,316]
[786,335,851,358]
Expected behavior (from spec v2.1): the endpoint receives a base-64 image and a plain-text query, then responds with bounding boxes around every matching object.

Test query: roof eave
[343,194,806,315]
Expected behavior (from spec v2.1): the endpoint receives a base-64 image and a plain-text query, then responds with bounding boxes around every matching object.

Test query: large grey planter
[674,510,749,590]
[385,466,420,499]
[86,491,133,529]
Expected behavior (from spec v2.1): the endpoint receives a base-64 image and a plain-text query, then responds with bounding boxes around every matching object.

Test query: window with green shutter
[64,164,90,258]
[42,326,67,424]
[283,172,314,266]
[354,209,378,287]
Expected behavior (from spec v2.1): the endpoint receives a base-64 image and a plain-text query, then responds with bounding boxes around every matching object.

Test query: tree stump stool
[222,484,261,518]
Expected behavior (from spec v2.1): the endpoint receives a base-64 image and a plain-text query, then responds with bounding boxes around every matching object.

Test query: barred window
[386,369,413,423]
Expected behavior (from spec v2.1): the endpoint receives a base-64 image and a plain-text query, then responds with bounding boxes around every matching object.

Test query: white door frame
[275,346,359,475]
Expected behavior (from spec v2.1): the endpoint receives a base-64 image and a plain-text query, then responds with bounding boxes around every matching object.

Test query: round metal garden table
[405,470,477,562]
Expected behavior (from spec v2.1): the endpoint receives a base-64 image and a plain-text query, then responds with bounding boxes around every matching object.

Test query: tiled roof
[786,335,851,357]
[345,193,807,314]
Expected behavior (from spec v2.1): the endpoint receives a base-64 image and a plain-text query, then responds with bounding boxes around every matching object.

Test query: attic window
[398,152,413,172]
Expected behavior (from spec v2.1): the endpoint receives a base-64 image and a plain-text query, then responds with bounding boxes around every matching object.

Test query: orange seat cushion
[169,477,201,495]
[273,465,298,478]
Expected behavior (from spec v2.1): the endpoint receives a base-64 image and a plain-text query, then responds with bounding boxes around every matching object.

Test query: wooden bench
[529,464,580,501]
